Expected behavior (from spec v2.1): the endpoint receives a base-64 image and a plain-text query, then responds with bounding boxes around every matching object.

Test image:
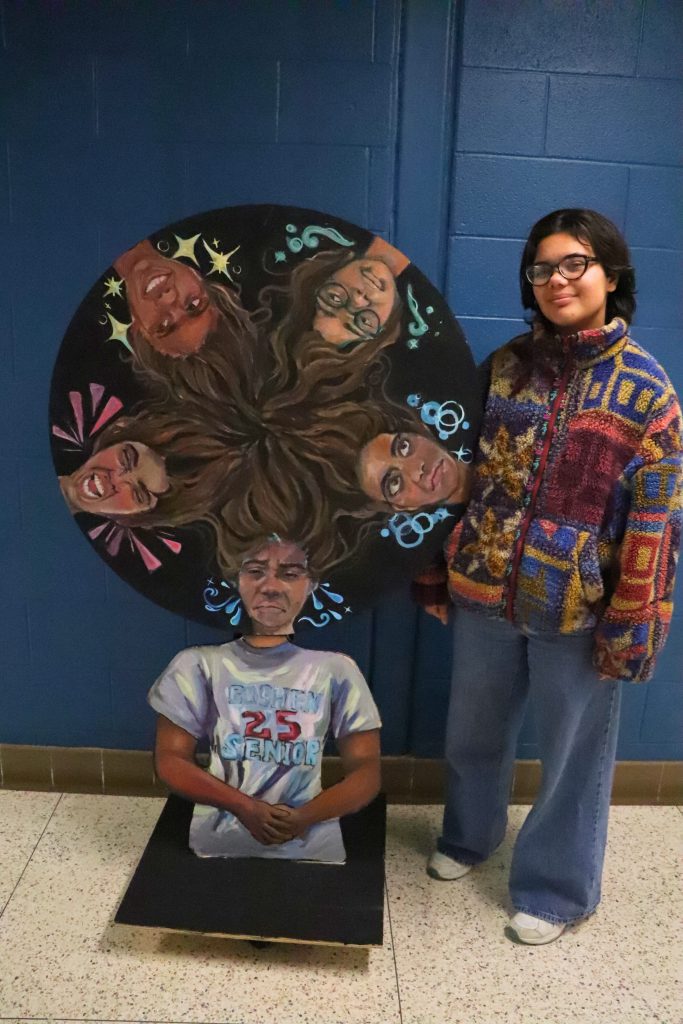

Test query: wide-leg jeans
[437,608,621,924]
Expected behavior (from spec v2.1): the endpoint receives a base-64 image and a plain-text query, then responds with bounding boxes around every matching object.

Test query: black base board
[115,793,386,947]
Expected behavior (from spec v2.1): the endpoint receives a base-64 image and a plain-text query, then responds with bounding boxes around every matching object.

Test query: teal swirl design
[285,223,355,254]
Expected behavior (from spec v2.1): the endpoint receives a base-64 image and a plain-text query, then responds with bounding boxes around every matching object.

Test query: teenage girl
[415,209,682,944]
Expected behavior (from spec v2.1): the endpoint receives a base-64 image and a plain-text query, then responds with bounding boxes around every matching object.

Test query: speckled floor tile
[385,804,682,1024]
[0,790,61,911]
[0,793,400,1024]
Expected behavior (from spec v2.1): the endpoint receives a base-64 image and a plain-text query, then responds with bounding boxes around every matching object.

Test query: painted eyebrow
[390,434,404,457]
[124,443,139,468]
[133,482,152,507]
[380,469,399,504]
[240,559,308,570]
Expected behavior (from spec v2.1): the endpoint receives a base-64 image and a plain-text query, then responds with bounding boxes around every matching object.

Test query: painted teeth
[145,274,166,295]
[85,473,105,498]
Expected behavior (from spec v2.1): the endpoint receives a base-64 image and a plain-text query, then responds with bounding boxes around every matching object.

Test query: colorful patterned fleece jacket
[415,318,682,683]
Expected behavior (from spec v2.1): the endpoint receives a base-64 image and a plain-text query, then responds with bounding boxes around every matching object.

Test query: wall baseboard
[0,745,680,804]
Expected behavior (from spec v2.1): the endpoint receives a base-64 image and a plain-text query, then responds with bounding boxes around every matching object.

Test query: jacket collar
[532,317,629,367]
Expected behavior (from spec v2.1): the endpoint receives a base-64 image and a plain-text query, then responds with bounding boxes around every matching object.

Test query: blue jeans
[438,608,621,924]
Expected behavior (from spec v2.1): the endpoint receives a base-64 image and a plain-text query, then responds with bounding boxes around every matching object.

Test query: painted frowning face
[64,442,169,516]
[313,258,398,345]
[530,232,617,334]
[357,432,470,511]
[238,540,314,634]
[124,252,218,356]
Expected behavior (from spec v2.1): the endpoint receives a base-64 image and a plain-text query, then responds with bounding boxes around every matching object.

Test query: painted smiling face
[313,257,398,346]
[61,442,169,517]
[117,243,218,356]
[238,540,314,635]
[357,432,470,511]
[530,232,617,334]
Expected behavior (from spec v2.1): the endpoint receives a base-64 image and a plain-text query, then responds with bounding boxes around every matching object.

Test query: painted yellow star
[106,313,132,353]
[203,239,240,279]
[171,233,201,266]
[103,275,123,298]
[212,238,220,247]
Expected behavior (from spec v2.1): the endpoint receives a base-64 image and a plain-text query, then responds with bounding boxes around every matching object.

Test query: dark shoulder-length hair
[260,248,404,392]
[127,280,267,409]
[519,208,636,327]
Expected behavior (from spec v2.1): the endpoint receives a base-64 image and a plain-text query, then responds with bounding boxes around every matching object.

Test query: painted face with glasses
[526,233,617,335]
[313,257,399,345]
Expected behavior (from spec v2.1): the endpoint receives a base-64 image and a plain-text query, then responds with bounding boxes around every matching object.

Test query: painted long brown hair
[127,280,267,410]
[260,248,404,394]
[212,387,429,578]
[91,409,239,533]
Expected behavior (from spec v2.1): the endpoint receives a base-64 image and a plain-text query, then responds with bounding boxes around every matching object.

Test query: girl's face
[125,251,217,355]
[357,432,470,511]
[531,232,616,334]
[68,442,169,515]
[313,258,398,345]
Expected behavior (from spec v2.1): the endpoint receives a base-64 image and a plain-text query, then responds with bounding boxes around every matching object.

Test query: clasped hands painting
[50,206,480,628]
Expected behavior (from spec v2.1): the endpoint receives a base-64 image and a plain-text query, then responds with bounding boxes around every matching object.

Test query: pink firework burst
[87,522,182,573]
[52,384,123,451]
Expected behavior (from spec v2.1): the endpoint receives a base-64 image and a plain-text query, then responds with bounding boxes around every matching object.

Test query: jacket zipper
[504,355,573,622]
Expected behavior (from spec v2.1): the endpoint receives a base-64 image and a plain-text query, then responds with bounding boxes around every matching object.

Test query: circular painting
[49,205,481,630]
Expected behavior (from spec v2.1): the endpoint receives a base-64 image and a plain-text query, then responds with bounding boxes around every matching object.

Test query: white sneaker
[426,850,472,880]
[506,912,566,945]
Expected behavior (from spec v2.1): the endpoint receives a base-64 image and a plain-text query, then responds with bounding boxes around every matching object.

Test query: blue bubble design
[380,508,452,549]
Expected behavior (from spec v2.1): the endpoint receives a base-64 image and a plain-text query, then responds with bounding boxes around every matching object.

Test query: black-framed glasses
[315,282,381,338]
[525,254,600,286]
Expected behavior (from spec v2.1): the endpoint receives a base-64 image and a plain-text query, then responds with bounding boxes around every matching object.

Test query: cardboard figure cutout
[49,205,482,630]
[149,538,381,863]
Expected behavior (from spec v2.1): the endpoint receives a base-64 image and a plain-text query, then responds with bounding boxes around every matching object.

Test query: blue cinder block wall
[0,1,681,762]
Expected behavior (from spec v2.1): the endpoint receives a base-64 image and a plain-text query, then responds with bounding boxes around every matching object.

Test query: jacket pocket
[514,519,604,633]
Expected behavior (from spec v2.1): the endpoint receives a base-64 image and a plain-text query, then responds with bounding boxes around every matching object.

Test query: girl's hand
[236,798,294,845]
[270,804,313,841]
[424,604,449,625]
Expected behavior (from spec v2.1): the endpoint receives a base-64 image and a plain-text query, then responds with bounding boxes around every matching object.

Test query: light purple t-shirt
[148,639,381,862]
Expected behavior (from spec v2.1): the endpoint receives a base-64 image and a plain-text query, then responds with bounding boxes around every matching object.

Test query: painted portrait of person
[113,238,266,408]
[57,409,241,534]
[51,205,481,626]
[149,537,381,862]
[58,436,169,519]
[310,236,409,346]
[262,236,410,393]
[357,429,471,512]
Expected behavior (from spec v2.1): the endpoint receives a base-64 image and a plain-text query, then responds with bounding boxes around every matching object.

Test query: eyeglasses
[525,254,600,286]
[315,282,381,338]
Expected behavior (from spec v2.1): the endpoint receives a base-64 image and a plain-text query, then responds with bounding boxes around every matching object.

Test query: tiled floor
[0,793,680,1024]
